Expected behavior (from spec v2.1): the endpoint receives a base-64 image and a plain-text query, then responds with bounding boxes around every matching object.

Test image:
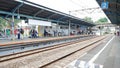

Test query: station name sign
[28,19,51,26]
[101,1,109,9]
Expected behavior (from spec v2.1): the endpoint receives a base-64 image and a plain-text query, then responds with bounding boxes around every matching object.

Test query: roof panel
[36,11,54,18]
[0,0,19,12]
[49,15,63,20]
[0,0,95,26]
[20,4,40,11]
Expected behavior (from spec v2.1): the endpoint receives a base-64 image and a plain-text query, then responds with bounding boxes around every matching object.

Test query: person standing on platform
[14,29,18,38]
[32,29,37,38]
[17,29,20,39]
[6,29,10,38]
[44,29,48,37]
[35,30,38,38]
[20,28,24,39]
[117,31,119,36]
[53,30,57,37]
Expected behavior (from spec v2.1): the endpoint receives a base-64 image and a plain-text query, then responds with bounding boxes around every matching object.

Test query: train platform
[66,35,120,68]
[0,37,50,46]
[0,35,90,46]
[0,37,53,46]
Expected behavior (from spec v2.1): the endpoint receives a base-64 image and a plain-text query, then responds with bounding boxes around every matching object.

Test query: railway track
[0,35,107,68]
[41,36,106,68]
[0,35,91,52]
[0,36,96,62]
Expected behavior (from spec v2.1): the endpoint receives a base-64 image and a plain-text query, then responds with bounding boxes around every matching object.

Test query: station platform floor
[66,35,120,68]
[0,37,48,45]
[0,36,68,46]
[0,35,90,46]
[0,37,49,46]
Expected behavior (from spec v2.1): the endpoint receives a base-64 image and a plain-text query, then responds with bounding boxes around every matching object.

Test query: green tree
[83,17,93,23]
[0,17,7,31]
[95,17,108,24]
[0,17,21,31]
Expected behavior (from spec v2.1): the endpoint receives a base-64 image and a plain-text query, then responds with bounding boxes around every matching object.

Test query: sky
[28,0,111,23]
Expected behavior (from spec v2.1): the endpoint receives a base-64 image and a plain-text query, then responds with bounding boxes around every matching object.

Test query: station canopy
[96,0,120,25]
[0,0,95,26]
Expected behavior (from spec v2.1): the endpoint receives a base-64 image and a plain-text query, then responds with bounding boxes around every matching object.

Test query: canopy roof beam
[57,16,67,21]
[33,10,44,17]
[47,13,58,19]
[5,2,24,18]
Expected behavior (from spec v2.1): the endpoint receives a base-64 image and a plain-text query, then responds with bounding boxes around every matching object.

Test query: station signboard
[28,19,51,26]
[101,2,109,9]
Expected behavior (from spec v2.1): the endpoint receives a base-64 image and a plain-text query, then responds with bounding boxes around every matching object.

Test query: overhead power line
[69,0,102,14]
[69,7,100,12]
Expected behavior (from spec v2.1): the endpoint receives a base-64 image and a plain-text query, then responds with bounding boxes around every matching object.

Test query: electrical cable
[69,0,102,14]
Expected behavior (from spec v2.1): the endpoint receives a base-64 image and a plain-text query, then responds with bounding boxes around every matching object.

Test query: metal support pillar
[99,25,102,36]
[68,21,71,36]
[11,14,15,40]
[57,22,59,37]
[6,2,24,18]
[75,24,77,30]
[33,10,44,17]
[75,24,77,35]
[119,26,120,34]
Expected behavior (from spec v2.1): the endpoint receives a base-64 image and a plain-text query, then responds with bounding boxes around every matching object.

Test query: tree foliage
[83,17,93,23]
[0,17,7,31]
[0,17,21,31]
[95,17,108,24]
